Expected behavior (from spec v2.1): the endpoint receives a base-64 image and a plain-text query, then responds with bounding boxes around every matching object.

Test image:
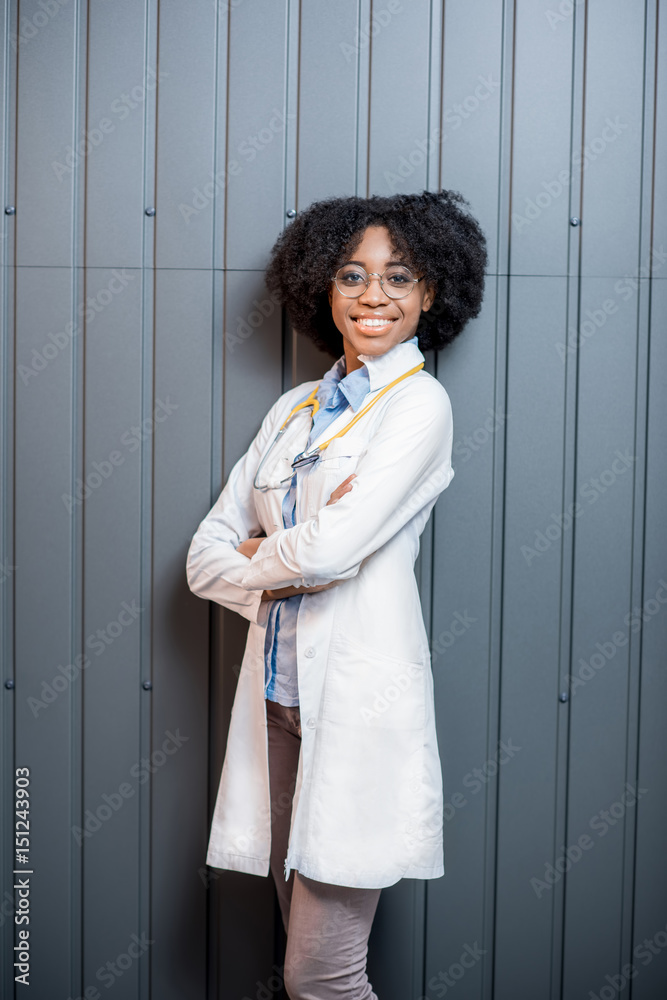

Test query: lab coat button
[306,717,316,729]
[304,646,316,658]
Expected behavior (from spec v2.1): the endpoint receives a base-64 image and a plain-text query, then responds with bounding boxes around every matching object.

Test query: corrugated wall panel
[13,266,80,995]
[426,275,501,1000]
[155,1,218,270]
[85,0,151,268]
[1,3,665,999]
[213,268,286,997]
[634,275,667,1000]
[151,268,213,998]
[297,0,361,205]
[225,0,291,271]
[367,0,432,197]
[14,0,84,268]
[81,266,145,989]
[633,9,667,999]
[564,275,641,993]
[510,0,575,276]
[580,0,645,278]
[440,0,504,276]
[496,275,571,999]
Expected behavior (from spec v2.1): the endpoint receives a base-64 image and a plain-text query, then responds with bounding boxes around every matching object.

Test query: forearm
[240,385,454,593]
[239,540,342,600]
[239,473,356,600]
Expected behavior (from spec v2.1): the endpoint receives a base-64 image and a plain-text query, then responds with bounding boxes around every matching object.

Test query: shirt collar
[357,335,424,393]
[317,335,424,413]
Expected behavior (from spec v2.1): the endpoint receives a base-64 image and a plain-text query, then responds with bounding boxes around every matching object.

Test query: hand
[258,474,358,601]
[326,473,356,505]
[261,580,342,601]
[235,534,266,559]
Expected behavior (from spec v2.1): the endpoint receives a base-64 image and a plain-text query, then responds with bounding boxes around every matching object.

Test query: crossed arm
[235,473,357,601]
[187,379,453,620]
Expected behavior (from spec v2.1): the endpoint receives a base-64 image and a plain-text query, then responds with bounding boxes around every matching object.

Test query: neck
[344,334,414,374]
[344,345,364,374]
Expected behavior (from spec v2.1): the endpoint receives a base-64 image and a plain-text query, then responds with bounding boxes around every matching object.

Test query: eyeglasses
[331,264,424,299]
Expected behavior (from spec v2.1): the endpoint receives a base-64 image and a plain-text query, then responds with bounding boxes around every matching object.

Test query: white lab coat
[186,338,455,889]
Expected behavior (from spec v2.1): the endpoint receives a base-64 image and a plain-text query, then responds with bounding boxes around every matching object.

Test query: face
[327,224,436,372]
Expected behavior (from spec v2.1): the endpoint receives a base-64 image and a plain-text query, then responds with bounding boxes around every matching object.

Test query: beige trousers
[266,696,382,1000]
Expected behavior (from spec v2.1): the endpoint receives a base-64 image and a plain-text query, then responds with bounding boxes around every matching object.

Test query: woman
[186,189,487,999]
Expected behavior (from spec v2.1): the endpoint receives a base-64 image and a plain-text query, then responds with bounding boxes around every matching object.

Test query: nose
[358,272,390,304]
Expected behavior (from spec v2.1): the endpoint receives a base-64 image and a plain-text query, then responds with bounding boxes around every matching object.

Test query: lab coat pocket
[315,435,366,473]
[302,436,366,515]
[322,629,426,731]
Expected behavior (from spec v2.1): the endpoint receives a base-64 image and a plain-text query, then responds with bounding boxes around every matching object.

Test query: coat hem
[284,856,445,889]
[205,851,270,877]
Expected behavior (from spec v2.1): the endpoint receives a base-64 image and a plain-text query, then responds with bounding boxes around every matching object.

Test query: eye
[385,267,415,285]
[337,267,366,285]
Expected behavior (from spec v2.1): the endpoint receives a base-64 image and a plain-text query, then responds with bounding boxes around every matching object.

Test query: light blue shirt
[263,342,411,705]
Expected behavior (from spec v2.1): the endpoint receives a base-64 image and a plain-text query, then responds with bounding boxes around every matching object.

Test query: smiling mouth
[352,317,397,331]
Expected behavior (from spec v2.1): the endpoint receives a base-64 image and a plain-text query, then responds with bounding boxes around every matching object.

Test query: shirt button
[306,717,316,729]
[304,646,316,658]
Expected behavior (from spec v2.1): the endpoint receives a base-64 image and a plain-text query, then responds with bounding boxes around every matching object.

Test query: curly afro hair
[264,189,488,358]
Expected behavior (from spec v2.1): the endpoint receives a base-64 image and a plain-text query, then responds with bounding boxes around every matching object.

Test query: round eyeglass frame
[331,265,424,299]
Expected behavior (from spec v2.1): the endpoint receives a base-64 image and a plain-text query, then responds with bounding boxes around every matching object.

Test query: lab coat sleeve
[239,380,455,590]
[185,390,298,624]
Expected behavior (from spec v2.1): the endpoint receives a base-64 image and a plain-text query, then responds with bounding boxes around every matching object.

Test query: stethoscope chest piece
[291,449,321,470]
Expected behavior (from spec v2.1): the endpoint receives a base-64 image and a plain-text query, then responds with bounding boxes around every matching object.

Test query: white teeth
[354,318,394,328]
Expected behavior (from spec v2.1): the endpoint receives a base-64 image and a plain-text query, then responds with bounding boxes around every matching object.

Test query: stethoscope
[252,361,424,491]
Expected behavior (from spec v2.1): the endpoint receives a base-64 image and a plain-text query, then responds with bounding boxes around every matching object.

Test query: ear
[421,281,437,313]
[328,284,333,307]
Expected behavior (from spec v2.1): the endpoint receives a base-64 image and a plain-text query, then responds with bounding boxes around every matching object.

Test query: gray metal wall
[1,1,665,998]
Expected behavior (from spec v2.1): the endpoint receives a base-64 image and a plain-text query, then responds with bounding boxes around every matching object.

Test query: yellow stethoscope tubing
[253,361,425,490]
